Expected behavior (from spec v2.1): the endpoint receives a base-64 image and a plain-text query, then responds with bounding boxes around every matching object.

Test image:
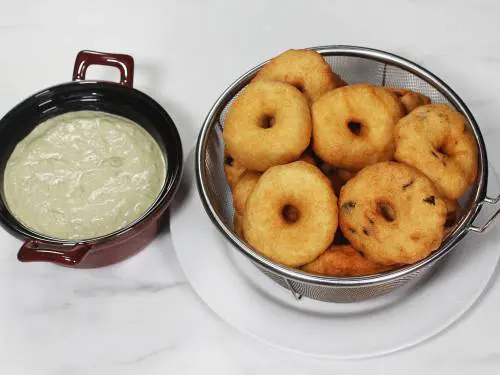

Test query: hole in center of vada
[294,83,305,93]
[260,115,275,129]
[282,204,300,223]
[377,201,396,222]
[437,146,449,157]
[347,121,362,136]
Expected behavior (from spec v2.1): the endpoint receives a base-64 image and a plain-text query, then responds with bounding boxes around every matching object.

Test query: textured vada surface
[339,162,447,265]
[389,87,431,114]
[253,49,342,102]
[394,104,478,199]
[232,171,261,215]
[302,245,393,277]
[223,149,246,188]
[223,80,311,171]
[312,84,403,171]
[243,161,338,267]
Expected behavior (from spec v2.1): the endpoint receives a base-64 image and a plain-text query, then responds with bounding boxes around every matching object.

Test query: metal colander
[196,46,499,303]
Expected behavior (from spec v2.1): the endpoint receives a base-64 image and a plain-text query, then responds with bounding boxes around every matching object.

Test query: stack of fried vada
[222,49,478,277]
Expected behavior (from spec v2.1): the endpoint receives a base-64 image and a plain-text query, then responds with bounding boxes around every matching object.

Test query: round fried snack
[253,49,343,102]
[394,104,478,199]
[243,161,338,267]
[339,162,447,265]
[232,171,261,215]
[224,149,246,188]
[223,80,311,172]
[302,245,393,277]
[388,87,431,114]
[312,84,403,171]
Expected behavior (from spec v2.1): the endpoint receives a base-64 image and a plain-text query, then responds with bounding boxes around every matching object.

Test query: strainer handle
[468,195,500,233]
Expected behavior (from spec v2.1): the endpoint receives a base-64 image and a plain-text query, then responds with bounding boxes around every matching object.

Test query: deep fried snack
[253,49,343,102]
[312,84,403,171]
[232,171,261,215]
[394,104,478,199]
[339,162,447,265]
[388,87,431,114]
[224,149,246,188]
[223,80,311,171]
[302,245,392,277]
[243,161,338,267]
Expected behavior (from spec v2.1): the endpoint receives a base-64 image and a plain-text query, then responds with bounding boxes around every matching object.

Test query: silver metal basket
[196,45,500,303]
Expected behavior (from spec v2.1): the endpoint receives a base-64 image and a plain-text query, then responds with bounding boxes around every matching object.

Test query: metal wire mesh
[198,47,481,303]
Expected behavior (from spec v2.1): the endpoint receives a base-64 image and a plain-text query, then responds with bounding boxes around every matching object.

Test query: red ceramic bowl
[0,50,183,268]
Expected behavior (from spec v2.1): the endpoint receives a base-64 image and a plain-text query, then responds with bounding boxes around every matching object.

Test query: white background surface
[0,0,499,374]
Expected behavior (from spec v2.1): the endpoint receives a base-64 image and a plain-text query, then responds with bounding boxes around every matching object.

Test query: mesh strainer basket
[196,46,500,303]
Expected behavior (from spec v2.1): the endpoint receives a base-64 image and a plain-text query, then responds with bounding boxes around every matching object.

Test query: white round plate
[170,148,500,359]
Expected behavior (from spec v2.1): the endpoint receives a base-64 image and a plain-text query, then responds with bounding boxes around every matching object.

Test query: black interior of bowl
[0,81,183,241]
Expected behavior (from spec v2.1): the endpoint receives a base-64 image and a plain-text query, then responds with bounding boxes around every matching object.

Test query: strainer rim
[196,45,488,287]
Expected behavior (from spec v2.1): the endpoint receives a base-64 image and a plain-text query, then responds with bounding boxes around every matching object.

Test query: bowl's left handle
[17,240,92,266]
[468,194,500,233]
[72,50,134,88]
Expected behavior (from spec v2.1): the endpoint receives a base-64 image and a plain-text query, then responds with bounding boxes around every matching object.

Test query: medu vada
[232,171,261,215]
[224,149,246,188]
[339,162,447,265]
[394,104,478,199]
[302,245,393,277]
[243,161,338,267]
[223,80,311,172]
[389,87,431,114]
[312,84,403,171]
[253,49,344,102]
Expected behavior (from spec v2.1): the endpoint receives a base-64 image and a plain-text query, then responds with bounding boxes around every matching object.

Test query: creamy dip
[3,111,166,240]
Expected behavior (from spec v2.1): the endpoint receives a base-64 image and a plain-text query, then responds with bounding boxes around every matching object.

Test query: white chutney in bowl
[3,110,166,240]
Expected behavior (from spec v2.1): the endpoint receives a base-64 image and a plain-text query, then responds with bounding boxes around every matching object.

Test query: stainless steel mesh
[197,46,487,303]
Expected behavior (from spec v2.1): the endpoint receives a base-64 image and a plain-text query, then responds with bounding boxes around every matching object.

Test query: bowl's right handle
[468,194,500,233]
[17,240,92,266]
[72,50,135,88]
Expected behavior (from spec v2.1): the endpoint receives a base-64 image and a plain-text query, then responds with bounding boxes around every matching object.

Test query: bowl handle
[72,50,134,88]
[17,240,92,266]
[468,194,500,233]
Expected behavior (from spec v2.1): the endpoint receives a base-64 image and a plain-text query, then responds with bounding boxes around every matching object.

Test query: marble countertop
[1,0,499,373]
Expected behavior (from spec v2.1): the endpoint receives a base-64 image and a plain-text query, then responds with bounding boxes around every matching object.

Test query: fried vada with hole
[253,49,344,103]
[339,162,447,265]
[243,161,338,267]
[312,84,403,171]
[394,104,478,199]
[223,80,311,172]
